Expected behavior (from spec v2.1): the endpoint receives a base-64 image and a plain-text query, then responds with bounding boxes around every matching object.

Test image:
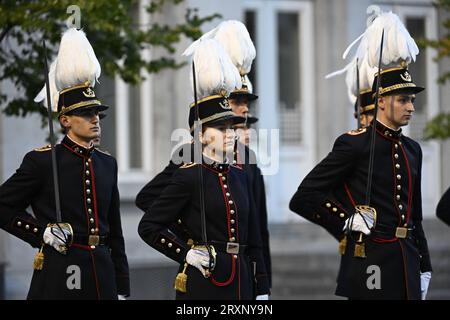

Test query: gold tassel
[339,235,347,255]
[174,263,188,293]
[353,233,366,258]
[33,244,45,270]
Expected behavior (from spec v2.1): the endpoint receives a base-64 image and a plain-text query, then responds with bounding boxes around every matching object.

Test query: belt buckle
[226,242,239,254]
[395,227,408,239]
[88,235,100,246]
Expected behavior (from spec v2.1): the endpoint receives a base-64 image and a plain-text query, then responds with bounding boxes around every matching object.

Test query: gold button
[218,173,223,177]
[233,254,238,259]
[385,130,389,136]
[168,243,172,248]
[88,158,92,162]
[230,237,235,242]
[396,175,401,180]
[177,219,182,224]
[86,170,90,175]
[394,144,398,149]
[339,213,345,218]
[85,162,89,166]
[394,154,399,159]
[231,228,235,233]
[332,207,337,212]
[396,164,400,169]
[86,180,91,185]
[222,176,226,181]
[17,221,22,227]
[397,185,401,190]
[90,218,94,223]
[86,189,91,195]
[88,208,92,214]
[399,204,403,210]
[90,228,95,234]
[33,228,38,233]
[401,215,405,220]
[25,225,30,230]
[224,184,228,189]
[228,200,233,205]
[326,203,331,208]
[176,248,181,253]
[231,219,235,224]
[90,245,96,249]
[230,210,235,214]
[161,238,166,244]
[396,195,400,201]
[226,192,230,197]
[87,198,91,204]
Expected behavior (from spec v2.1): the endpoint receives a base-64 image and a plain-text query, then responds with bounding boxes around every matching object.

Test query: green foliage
[0,0,220,124]
[424,113,450,140]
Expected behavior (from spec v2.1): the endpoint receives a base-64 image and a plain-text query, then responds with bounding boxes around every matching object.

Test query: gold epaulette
[180,162,197,169]
[34,144,51,152]
[346,127,367,136]
[95,148,111,156]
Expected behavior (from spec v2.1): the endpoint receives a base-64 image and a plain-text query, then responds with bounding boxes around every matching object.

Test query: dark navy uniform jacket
[290,121,432,299]
[138,160,269,300]
[136,142,272,287]
[437,186,450,226]
[0,136,129,299]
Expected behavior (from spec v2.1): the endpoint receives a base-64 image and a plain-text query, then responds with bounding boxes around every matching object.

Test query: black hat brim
[205,114,246,127]
[64,104,109,116]
[229,91,258,101]
[386,86,425,96]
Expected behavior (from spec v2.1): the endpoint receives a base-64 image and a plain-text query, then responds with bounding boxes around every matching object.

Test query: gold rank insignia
[34,144,51,152]
[180,162,197,169]
[347,127,367,136]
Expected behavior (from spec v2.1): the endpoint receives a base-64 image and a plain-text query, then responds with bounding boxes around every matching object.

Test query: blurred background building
[1,0,450,299]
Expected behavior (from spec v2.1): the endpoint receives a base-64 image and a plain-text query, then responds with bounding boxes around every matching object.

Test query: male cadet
[290,11,432,299]
[136,20,272,287]
[0,28,129,299]
[355,89,375,128]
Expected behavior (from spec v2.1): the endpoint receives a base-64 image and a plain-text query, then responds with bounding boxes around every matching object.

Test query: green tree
[420,0,450,140]
[0,0,220,124]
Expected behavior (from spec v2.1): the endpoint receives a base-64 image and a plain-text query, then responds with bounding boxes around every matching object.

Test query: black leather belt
[73,234,109,246]
[196,241,247,254]
[372,224,414,239]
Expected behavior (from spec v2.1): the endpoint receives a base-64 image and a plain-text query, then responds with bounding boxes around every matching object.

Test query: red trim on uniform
[398,240,410,299]
[89,161,100,229]
[344,184,356,207]
[62,143,87,159]
[237,255,241,300]
[399,144,413,224]
[375,129,401,142]
[71,243,93,251]
[211,255,236,287]
[82,161,91,235]
[89,250,101,300]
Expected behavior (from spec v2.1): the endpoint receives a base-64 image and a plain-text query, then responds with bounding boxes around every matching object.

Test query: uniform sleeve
[411,146,432,272]
[254,166,272,288]
[108,159,130,296]
[135,160,180,211]
[289,134,359,240]
[0,152,46,248]
[436,186,450,226]
[138,168,192,264]
[246,172,270,296]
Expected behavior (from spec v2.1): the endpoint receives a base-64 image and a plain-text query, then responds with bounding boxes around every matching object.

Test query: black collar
[375,120,402,139]
[62,135,94,157]
[202,154,230,173]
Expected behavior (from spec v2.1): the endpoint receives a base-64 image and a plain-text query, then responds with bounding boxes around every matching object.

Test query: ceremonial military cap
[372,66,425,97]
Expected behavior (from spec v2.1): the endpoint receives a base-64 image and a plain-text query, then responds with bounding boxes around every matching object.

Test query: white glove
[186,248,213,277]
[43,224,72,254]
[118,295,126,300]
[420,271,432,300]
[343,212,374,235]
[256,294,269,300]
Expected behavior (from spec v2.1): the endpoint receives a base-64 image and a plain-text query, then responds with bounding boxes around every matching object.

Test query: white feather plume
[344,55,377,104]
[243,75,253,93]
[183,20,256,76]
[348,11,419,68]
[55,28,101,91]
[34,59,59,112]
[190,39,242,100]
